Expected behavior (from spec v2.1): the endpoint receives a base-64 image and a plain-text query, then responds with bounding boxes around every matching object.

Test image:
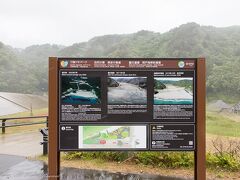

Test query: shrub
[64,148,240,171]
[207,152,240,171]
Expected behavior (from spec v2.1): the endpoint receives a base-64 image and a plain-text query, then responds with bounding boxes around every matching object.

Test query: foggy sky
[0,0,239,48]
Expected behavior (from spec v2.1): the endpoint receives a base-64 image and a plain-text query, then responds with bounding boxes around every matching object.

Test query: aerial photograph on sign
[61,76,101,104]
[78,125,147,149]
[154,77,193,104]
[108,77,147,104]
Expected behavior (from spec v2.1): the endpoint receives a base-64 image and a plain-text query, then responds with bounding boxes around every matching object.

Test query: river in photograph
[154,99,193,105]
[62,90,100,104]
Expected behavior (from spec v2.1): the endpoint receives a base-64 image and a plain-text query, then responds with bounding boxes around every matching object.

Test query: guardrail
[0,115,48,134]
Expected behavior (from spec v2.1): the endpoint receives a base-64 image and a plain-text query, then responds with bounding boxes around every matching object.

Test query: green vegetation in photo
[173,80,193,92]
[83,126,110,138]
[83,126,130,144]
[154,79,166,90]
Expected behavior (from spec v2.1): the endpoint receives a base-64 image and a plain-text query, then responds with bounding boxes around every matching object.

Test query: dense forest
[0,23,240,102]
[157,79,193,92]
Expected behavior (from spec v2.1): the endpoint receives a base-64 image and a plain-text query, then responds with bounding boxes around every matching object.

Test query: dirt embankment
[0,92,47,116]
[108,82,147,104]
[154,85,192,100]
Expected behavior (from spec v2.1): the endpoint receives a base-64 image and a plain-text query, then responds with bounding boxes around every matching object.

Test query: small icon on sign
[178,61,185,68]
[152,141,156,145]
[61,126,66,131]
[60,60,68,68]
[189,141,193,145]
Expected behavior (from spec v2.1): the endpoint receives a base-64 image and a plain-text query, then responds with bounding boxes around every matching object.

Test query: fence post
[46,116,49,155]
[2,120,6,134]
[43,135,48,155]
[46,116,49,128]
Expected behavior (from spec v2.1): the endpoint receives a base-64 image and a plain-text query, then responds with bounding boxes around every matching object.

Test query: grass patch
[207,112,240,137]
[134,152,194,168]
[0,124,46,134]
[0,108,48,119]
[64,151,194,168]
[0,108,48,135]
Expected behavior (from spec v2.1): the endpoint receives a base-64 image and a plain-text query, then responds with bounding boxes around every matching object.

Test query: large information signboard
[58,59,196,151]
[48,58,206,180]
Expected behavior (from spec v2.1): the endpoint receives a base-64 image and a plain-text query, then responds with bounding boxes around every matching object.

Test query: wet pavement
[0,131,42,156]
[0,155,47,180]
[0,154,190,180]
[0,154,25,174]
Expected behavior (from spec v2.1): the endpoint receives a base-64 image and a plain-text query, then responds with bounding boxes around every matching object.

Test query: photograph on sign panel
[78,125,147,149]
[61,76,101,104]
[108,77,147,104]
[154,77,193,105]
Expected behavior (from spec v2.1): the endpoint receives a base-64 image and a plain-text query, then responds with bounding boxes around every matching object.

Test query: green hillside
[1,22,240,102]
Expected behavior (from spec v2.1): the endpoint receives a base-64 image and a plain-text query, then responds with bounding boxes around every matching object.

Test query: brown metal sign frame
[48,57,205,180]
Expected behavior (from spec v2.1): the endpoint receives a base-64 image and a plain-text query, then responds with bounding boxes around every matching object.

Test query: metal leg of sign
[48,57,60,180]
[195,58,206,180]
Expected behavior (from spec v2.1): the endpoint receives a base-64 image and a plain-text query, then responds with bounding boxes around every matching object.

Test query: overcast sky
[0,0,239,48]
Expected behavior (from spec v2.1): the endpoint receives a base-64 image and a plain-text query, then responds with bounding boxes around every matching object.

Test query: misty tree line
[0,23,240,102]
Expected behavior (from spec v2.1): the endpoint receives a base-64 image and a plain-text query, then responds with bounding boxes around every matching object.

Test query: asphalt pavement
[0,154,25,175]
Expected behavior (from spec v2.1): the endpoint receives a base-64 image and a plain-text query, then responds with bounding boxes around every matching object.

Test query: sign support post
[49,57,60,180]
[195,58,206,180]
